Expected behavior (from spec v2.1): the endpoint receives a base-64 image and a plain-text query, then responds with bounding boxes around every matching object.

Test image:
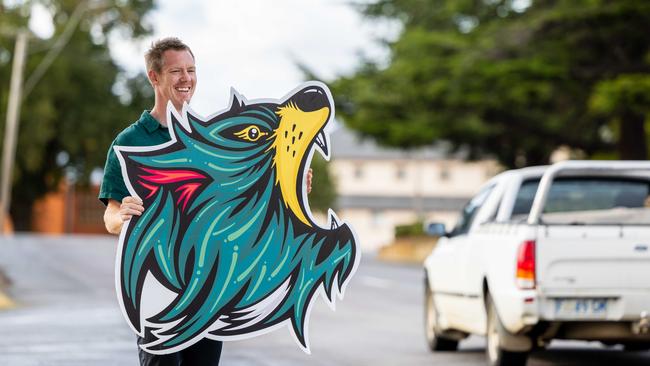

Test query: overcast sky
[105,0,396,116]
[24,0,395,115]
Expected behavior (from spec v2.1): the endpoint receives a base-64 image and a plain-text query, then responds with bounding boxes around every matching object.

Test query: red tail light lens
[516,240,536,289]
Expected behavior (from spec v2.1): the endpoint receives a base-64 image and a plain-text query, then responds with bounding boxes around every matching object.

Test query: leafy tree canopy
[0,0,155,229]
[332,0,650,168]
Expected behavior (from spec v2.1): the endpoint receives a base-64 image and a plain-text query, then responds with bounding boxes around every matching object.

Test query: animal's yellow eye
[234,125,268,142]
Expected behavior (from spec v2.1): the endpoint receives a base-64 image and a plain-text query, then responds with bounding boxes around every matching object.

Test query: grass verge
[377,236,437,264]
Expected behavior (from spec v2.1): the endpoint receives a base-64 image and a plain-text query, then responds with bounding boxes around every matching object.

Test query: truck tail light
[516,240,536,289]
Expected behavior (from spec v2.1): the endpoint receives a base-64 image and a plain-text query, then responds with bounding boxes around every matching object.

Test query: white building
[328,126,500,251]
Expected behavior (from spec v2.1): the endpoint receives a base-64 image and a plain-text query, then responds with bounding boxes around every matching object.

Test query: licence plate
[553,298,609,319]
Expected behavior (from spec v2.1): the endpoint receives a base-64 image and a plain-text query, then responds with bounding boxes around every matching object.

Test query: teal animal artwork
[114,82,359,355]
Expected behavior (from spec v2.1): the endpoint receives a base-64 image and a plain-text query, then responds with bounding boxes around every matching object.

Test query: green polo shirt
[99,111,171,205]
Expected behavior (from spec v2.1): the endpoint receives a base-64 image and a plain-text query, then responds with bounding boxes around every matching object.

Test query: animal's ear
[228,87,246,112]
[169,111,193,144]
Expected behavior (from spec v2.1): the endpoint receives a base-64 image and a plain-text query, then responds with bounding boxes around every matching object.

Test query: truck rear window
[512,177,650,225]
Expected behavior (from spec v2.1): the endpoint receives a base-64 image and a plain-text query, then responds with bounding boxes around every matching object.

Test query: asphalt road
[0,235,648,365]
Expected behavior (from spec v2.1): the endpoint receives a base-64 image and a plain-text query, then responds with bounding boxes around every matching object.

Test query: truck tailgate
[537,225,650,291]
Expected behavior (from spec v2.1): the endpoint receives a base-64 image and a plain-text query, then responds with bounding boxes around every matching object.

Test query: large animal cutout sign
[114,82,359,354]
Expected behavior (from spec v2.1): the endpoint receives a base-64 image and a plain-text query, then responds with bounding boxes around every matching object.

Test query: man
[101,37,197,235]
[100,37,224,366]
[100,36,313,366]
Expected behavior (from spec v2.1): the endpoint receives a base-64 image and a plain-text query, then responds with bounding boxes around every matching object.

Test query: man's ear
[147,69,158,86]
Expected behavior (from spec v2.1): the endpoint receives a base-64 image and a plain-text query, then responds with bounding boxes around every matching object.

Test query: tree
[589,74,650,159]
[0,0,155,229]
[309,153,337,214]
[331,0,650,168]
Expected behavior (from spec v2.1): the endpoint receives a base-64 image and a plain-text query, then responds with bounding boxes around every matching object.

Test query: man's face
[150,49,196,111]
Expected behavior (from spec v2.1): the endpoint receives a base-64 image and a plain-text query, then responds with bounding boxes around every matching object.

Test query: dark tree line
[0,0,155,229]
[331,0,650,168]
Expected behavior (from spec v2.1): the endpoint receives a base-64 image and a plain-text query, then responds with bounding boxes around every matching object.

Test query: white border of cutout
[113,81,361,354]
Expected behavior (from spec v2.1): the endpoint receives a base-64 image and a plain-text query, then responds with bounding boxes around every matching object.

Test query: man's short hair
[145,37,194,74]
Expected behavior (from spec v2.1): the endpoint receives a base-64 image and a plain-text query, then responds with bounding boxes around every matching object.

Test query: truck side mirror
[425,222,447,238]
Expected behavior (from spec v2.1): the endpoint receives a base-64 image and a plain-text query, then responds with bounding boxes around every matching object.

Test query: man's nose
[180,69,190,81]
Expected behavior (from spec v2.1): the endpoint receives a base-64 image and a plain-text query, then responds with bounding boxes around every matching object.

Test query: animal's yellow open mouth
[271,101,330,227]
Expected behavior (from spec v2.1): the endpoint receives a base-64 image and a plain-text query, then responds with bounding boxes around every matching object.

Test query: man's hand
[119,196,144,222]
[104,196,144,235]
[307,168,313,194]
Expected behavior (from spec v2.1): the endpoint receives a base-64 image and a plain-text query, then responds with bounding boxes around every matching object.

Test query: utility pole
[0,29,28,234]
[0,1,96,235]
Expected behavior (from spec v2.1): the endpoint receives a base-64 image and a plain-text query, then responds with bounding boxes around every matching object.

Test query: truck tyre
[623,342,650,352]
[486,295,529,366]
[424,284,459,351]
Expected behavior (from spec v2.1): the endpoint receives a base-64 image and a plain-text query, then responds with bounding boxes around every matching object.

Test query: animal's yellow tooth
[273,105,330,227]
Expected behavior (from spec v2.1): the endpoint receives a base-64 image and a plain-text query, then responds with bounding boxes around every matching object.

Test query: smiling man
[99,37,223,366]
[102,38,197,236]
[100,37,315,365]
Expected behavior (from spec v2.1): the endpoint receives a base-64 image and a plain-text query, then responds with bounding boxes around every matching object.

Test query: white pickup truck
[423,161,650,366]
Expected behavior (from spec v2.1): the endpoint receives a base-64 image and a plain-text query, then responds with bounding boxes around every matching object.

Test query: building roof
[336,195,469,211]
[330,124,464,160]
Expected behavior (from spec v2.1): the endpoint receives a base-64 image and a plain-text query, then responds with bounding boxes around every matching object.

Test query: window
[449,184,495,237]
[396,165,406,180]
[354,164,363,179]
[439,165,450,181]
[371,209,384,226]
[512,177,650,225]
[511,179,539,219]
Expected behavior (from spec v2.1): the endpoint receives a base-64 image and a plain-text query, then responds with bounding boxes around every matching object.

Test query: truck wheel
[424,285,458,351]
[623,342,650,352]
[486,295,529,366]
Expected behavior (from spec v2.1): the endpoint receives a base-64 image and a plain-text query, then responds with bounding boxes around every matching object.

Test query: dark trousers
[137,336,223,366]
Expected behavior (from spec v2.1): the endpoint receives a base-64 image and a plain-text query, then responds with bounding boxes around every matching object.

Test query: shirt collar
[139,111,164,133]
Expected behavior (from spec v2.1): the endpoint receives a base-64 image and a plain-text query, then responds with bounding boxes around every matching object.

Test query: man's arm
[104,197,144,235]
[307,168,312,194]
